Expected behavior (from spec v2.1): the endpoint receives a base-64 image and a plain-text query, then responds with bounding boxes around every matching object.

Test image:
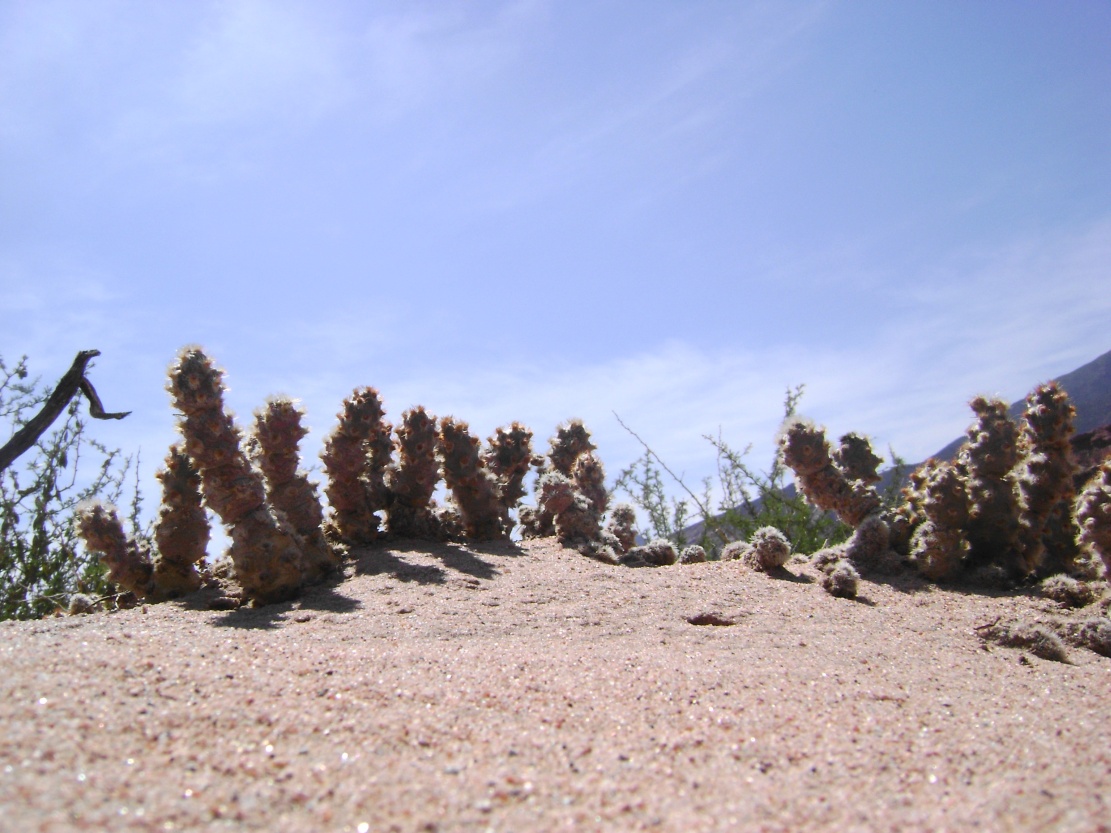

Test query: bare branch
[0,350,130,472]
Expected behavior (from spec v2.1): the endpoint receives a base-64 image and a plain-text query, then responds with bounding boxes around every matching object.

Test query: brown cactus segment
[548,419,596,476]
[438,417,505,540]
[833,433,883,485]
[321,387,392,546]
[779,418,881,528]
[75,500,153,598]
[387,406,443,539]
[168,347,304,604]
[1075,459,1111,578]
[1015,382,1078,574]
[605,503,639,555]
[149,445,209,599]
[483,421,534,521]
[959,396,1022,570]
[910,462,971,581]
[252,397,338,581]
[742,526,792,572]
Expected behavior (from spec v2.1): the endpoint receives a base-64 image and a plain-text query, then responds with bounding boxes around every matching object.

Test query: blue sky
[2,0,1109,529]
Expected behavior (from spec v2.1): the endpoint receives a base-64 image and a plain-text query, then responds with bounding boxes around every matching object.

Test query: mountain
[929,347,1111,462]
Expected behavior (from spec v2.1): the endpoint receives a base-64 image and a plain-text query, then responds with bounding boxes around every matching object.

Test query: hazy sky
[2,1,1109,527]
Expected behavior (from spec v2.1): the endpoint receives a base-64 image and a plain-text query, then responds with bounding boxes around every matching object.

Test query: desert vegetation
[4,346,1110,644]
[0,353,138,619]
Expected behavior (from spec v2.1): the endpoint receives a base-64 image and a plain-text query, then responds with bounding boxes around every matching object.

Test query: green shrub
[0,355,140,619]
[615,385,904,556]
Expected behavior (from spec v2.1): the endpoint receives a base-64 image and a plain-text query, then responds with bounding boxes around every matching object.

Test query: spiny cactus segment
[778,418,881,528]
[483,422,535,532]
[1075,459,1111,578]
[387,406,444,539]
[76,500,153,598]
[252,397,338,581]
[438,417,506,541]
[1015,382,1077,575]
[149,445,209,598]
[959,396,1022,570]
[321,387,392,546]
[909,462,970,581]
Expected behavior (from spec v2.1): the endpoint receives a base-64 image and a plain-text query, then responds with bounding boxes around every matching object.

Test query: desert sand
[1,537,1109,832]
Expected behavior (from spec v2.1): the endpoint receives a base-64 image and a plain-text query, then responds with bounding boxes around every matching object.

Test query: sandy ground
[1,537,1109,833]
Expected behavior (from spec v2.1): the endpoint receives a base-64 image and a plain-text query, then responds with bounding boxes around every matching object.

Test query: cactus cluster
[722,526,792,572]
[520,420,640,564]
[168,349,310,604]
[74,445,211,604]
[777,418,896,593]
[74,346,556,608]
[780,381,1110,591]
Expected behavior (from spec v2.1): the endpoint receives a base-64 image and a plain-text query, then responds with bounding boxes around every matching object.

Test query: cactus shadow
[297,580,363,614]
[349,545,448,585]
[210,603,291,630]
[389,538,526,583]
[430,542,523,581]
[766,566,814,584]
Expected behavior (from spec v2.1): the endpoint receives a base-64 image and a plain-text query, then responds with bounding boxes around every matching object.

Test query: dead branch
[0,350,130,472]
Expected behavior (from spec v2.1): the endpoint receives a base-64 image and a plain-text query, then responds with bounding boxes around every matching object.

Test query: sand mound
[1,538,1108,831]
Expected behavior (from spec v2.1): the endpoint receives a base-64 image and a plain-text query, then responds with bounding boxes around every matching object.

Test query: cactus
[1014,382,1078,575]
[778,418,881,528]
[888,458,940,554]
[679,545,707,564]
[959,397,1022,570]
[75,500,153,598]
[779,418,895,576]
[604,503,639,555]
[833,433,883,485]
[386,406,444,539]
[149,445,209,598]
[548,419,596,477]
[627,538,678,566]
[819,559,859,599]
[573,451,609,518]
[1075,459,1111,578]
[321,388,393,546]
[523,422,626,562]
[251,398,338,581]
[483,421,534,533]
[521,419,596,538]
[168,347,305,604]
[909,462,970,581]
[741,526,792,572]
[438,417,506,540]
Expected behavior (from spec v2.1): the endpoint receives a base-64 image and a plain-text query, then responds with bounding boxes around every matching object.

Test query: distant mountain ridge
[929,347,1111,462]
